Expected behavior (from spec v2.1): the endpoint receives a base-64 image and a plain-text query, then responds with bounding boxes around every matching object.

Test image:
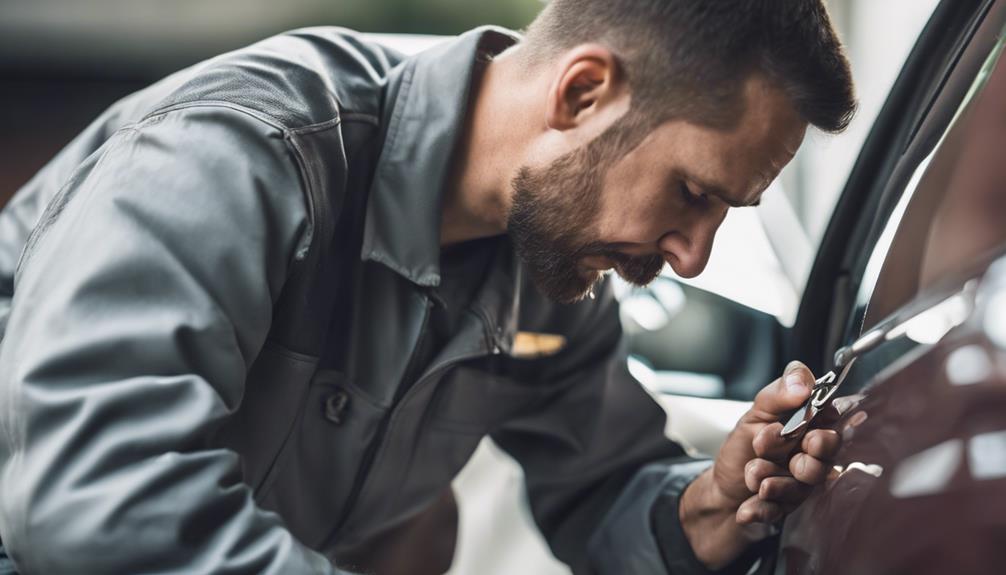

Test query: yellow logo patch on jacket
[511,331,567,359]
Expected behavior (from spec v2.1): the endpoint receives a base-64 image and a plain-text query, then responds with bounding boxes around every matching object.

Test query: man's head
[505,0,856,303]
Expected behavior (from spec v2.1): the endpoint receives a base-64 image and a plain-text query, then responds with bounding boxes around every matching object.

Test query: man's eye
[679,182,706,205]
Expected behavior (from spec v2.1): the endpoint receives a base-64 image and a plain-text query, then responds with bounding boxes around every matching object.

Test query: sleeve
[491,278,764,575]
[0,106,352,574]
[0,101,127,335]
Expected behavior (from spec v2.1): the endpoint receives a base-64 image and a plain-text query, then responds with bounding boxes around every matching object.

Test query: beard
[507,146,665,304]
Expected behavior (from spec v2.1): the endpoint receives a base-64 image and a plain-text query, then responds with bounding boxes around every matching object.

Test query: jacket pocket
[256,368,390,549]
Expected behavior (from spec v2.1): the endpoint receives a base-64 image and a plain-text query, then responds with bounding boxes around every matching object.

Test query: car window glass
[830,21,1005,397]
[857,30,1006,334]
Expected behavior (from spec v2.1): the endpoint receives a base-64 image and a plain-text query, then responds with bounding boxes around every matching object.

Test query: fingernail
[785,373,806,393]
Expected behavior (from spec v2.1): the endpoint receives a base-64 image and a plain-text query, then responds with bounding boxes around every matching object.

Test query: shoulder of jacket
[145,27,403,132]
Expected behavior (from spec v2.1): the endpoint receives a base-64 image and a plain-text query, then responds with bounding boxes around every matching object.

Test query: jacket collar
[361,26,520,287]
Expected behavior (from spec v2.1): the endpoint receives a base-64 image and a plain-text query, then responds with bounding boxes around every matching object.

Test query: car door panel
[777,2,1006,571]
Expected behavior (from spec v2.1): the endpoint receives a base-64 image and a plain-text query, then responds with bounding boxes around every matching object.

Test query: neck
[440,47,532,247]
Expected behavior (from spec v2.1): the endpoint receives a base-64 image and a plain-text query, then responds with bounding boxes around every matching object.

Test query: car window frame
[853,30,1006,336]
[789,0,1001,374]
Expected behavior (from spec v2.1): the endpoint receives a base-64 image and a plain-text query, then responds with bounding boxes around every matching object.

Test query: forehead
[624,75,808,201]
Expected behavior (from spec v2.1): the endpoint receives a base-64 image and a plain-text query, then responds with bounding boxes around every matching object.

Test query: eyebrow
[686,174,762,208]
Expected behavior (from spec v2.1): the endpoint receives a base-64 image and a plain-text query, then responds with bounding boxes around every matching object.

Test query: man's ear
[545,44,628,133]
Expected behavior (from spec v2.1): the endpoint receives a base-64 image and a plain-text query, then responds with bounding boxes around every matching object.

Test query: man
[0,0,855,573]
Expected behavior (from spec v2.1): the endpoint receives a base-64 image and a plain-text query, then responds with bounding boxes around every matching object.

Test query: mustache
[573,242,665,287]
[573,242,658,266]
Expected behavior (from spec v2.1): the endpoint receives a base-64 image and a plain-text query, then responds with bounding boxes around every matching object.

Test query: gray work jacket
[0,26,720,574]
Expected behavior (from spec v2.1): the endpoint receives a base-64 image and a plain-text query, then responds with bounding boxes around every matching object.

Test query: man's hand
[677,361,842,569]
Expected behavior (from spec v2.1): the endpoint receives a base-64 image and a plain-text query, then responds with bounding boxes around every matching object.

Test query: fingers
[790,429,841,484]
[758,476,813,504]
[736,495,792,525]
[748,361,815,423]
[746,461,813,504]
[753,428,839,484]
[745,458,821,500]
[752,422,800,462]
[744,458,788,492]
[752,414,842,465]
[732,364,844,527]
[745,428,841,503]
[789,453,832,484]
[802,428,841,460]
[738,472,819,525]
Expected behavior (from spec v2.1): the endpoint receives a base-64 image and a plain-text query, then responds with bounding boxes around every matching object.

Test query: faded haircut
[520,0,856,160]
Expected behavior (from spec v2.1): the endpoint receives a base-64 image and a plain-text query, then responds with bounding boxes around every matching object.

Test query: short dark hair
[522,0,856,135]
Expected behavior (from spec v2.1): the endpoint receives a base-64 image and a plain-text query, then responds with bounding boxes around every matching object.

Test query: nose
[657,215,723,278]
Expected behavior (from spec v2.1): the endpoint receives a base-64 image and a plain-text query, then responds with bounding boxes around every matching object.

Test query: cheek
[595,184,686,240]
[597,161,680,238]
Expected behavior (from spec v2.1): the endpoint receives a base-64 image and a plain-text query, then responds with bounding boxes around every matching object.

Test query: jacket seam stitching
[139,100,289,132]
[289,116,343,136]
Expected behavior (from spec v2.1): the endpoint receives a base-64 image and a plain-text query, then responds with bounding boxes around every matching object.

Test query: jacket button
[323,390,350,425]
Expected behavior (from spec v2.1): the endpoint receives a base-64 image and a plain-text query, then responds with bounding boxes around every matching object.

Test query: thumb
[749,361,815,422]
